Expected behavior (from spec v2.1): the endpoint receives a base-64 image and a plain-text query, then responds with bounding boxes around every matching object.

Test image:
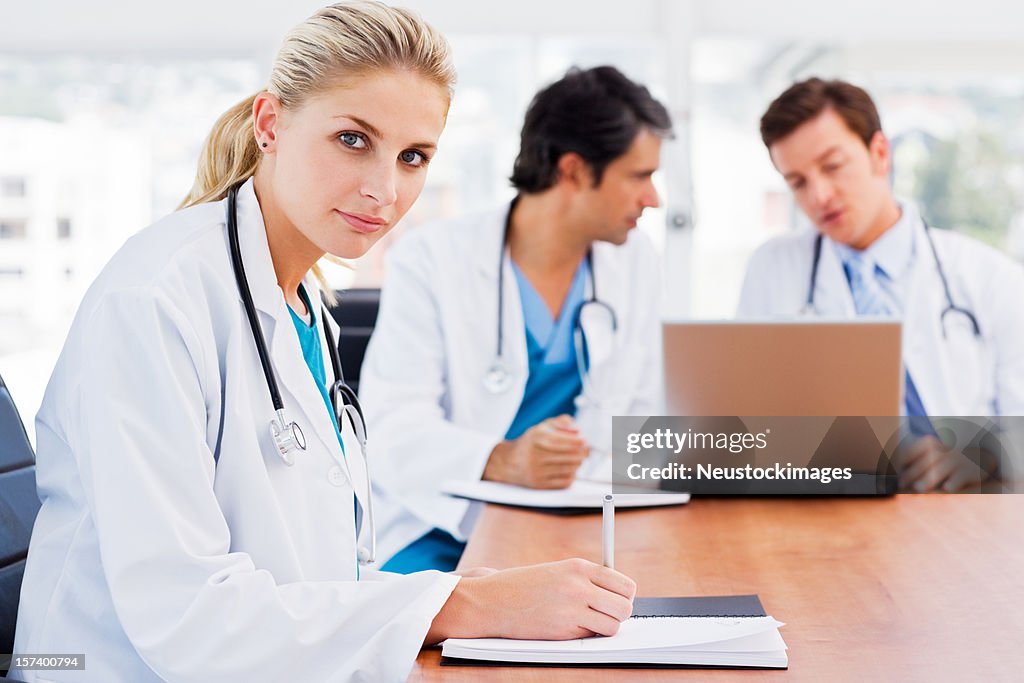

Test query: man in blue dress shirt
[738,78,1024,492]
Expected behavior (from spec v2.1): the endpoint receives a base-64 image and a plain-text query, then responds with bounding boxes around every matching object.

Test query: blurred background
[2,0,1023,443]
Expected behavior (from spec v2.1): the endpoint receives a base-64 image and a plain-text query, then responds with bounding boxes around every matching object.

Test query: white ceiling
[3,0,1024,56]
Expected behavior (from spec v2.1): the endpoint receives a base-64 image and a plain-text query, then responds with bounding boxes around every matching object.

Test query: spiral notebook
[441,595,787,669]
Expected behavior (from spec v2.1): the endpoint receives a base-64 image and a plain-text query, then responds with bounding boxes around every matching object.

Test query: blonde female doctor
[11,4,636,681]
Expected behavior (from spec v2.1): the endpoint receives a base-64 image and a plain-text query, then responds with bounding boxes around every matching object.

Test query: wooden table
[410,495,1024,681]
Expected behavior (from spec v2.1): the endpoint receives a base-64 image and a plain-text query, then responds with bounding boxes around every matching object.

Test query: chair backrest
[328,288,381,396]
[0,373,40,666]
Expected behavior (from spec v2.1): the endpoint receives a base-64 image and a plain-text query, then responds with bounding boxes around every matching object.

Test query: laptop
[660,320,902,494]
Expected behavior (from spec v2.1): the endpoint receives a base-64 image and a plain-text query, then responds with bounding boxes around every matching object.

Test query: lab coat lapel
[232,180,354,487]
[589,240,624,361]
[816,238,857,316]
[474,203,529,422]
[901,220,953,415]
[316,293,371,511]
[578,240,626,421]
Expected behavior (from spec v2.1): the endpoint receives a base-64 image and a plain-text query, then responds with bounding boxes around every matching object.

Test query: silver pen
[602,494,615,569]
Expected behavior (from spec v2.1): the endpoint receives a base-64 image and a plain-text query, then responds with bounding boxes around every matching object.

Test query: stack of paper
[443,616,787,668]
[441,596,787,669]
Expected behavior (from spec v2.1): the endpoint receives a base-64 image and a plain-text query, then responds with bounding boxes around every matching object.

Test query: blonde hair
[180,1,455,293]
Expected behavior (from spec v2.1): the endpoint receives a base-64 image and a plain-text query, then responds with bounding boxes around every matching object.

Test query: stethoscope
[482,198,618,397]
[227,184,376,565]
[801,219,981,339]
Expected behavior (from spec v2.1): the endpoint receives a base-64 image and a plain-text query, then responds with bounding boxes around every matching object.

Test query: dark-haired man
[361,66,672,571]
[738,77,1024,492]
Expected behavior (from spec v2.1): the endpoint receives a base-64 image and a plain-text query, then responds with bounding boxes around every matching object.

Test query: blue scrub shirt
[287,285,345,454]
[503,258,590,439]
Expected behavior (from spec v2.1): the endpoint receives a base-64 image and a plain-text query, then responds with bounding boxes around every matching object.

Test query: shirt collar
[511,257,590,352]
[834,199,918,280]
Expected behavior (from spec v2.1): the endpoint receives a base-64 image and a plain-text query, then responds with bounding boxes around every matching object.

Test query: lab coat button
[327,465,346,486]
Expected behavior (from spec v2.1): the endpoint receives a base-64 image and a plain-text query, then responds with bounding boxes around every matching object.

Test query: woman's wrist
[425,575,492,644]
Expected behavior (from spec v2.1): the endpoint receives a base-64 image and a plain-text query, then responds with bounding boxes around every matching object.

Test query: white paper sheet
[442,616,788,667]
[440,478,690,509]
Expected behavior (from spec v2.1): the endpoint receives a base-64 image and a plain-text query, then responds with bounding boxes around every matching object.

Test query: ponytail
[178,94,261,210]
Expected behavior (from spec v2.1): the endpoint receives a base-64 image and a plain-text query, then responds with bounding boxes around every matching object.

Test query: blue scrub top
[504,258,590,440]
[384,259,593,575]
[287,285,345,455]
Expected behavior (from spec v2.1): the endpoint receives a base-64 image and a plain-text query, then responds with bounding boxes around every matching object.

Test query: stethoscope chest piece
[482,358,513,394]
[270,408,306,466]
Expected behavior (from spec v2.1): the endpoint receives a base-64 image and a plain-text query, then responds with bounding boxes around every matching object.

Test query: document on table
[440,478,690,510]
[441,615,787,668]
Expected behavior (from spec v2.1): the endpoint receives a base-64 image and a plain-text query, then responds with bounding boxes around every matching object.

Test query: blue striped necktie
[842,253,932,431]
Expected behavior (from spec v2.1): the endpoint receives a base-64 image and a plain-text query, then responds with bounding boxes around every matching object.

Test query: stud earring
[261,141,268,148]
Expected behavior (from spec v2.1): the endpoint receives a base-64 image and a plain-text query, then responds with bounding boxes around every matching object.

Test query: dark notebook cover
[632,594,766,618]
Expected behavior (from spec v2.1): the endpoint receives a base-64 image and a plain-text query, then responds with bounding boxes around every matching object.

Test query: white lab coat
[12,179,458,683]
[736,207,1024,417]
[359,205,663,564]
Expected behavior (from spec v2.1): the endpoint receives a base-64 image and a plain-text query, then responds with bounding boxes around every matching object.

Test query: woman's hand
[426,558,636,644]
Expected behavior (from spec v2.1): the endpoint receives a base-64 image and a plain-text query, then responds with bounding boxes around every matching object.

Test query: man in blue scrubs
[360,66,672,572]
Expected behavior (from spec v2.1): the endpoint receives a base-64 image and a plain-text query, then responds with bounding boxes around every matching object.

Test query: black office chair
[0,374,40,679]
[328,288,381,396]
